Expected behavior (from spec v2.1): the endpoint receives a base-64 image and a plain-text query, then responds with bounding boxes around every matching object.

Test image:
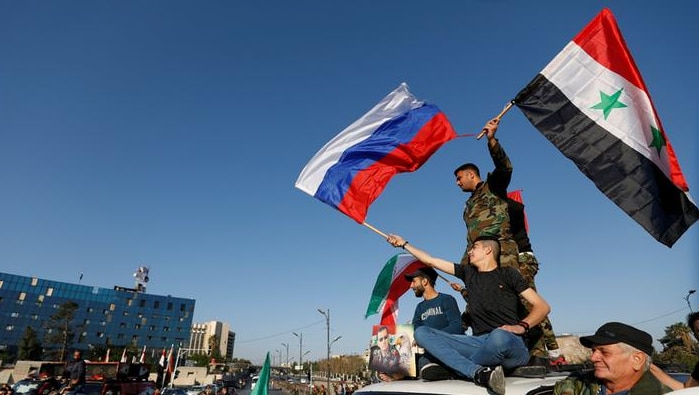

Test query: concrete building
[188,321,235,359]
[0,271,196,358]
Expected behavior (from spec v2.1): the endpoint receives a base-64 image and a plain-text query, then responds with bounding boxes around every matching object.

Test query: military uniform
[508,197,560,359]
[460,139,518,268]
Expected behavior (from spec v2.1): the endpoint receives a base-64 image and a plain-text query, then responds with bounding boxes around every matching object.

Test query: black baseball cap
[580,322,654,356]
[404,267,438,284]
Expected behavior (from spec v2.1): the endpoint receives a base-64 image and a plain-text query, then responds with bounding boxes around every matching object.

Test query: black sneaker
[474,366,505,395]
[420,363,452,381]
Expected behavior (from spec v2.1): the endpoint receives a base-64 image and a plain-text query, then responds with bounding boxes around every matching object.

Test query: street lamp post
[319,308,341,393]
[685,290,696,312]
[281,342,289,367]
[293,332,304,369]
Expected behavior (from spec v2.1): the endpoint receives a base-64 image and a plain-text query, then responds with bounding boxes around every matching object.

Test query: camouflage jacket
[460,139,517,267]
[553,370,672,395]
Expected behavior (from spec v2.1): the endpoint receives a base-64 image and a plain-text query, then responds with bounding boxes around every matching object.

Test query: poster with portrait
[368,324,417,378]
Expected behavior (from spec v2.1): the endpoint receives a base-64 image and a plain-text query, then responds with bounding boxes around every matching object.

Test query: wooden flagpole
[363,222,451,282]
[476,100,516,140]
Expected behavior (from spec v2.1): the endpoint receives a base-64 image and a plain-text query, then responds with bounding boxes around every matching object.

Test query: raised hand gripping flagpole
[476,101,515,140]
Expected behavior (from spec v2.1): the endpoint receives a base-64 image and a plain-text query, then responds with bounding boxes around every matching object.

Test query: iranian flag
[365,253,425,326]
[515,8,698,247]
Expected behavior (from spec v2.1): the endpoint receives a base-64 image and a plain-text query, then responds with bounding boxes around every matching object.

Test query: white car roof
[355,375,699,395]
[355,374,569,395]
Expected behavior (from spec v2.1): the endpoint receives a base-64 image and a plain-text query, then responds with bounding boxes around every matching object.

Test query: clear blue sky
[1,1,697,365]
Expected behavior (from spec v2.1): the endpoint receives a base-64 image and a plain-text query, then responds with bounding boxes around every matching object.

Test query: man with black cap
[404,267,462,380]
[553,322,672,395]
[386,233,550,395]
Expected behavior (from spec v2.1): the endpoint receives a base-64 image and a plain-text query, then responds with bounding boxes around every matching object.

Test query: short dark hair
[454,163,480,177]
[688,312,699,327]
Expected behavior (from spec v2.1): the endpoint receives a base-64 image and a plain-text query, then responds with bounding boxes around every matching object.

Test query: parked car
[250,376,260,391]
[162,388,188,395]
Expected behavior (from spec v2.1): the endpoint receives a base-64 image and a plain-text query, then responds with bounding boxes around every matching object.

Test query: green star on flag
[648,125,666,154]
[591,88,627,119]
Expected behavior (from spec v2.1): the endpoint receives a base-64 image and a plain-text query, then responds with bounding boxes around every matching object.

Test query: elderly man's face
[589,344,641,383]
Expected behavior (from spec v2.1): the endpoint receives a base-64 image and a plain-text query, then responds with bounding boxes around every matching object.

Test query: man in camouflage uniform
[453,118,518,268]
[507,197,564,365]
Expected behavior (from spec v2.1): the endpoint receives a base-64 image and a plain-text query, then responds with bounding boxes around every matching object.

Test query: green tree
[18,326,43,360]
[208,335,222,361]
[188,352,212,367]
[43,301,79,361]
[656,321,698,372]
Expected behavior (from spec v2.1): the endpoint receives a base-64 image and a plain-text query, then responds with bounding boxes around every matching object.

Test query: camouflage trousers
[517,251,560,358]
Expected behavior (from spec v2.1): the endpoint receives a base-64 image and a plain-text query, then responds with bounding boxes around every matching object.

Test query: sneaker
[420,363,452,381]
[474,366,505,395]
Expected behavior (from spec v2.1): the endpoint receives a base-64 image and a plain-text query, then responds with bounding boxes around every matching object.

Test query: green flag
[251,352,270,395]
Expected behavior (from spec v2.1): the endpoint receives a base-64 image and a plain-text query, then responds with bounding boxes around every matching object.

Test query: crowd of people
[373,118,698,395]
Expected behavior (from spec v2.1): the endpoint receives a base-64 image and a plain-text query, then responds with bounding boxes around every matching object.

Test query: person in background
[650,312,699,389]
[553,322,672,395]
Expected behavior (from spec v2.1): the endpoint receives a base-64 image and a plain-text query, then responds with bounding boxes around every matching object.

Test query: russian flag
[296,83,457,223]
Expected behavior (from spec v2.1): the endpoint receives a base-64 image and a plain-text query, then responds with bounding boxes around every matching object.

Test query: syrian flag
[515,8,698,247]
[158,348,166,370]
[167,345,175,373]
[139,345,147,363]
[365,254,426,326]
[296,83,457,223]
[508,190,528,232]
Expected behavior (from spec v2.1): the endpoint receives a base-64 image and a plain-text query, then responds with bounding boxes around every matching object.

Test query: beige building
[188,321,236,359]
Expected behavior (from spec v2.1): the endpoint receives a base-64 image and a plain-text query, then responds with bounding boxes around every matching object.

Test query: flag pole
[476,100,515,140]
[366,222,452,283]
[362,222,388,238]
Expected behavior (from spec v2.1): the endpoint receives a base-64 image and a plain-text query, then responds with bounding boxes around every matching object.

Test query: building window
[31,278,38,286]
[87,307,94,313]
[140,300,146,307]
[127,299,133,306]
[97,332,104,338]
[117,334,124,340]
[31,314,39,320]
[18,293,26,301]
[10,312,19,318]
[0,280,3,289]
[120,323,127,328]
[47,288,53,296]
[123,311,129,316]
[180,304,186,312]
[109,304,116,311]
[38,295,45,303]
[167,302,173,310]
[154,301,160,309]
[84,319,90,325]
[5,325,14,331]
[163,326,169,332]
[134,324,141,329]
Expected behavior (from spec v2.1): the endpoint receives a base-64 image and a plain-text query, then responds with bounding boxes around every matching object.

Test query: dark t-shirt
[67,359,86,385]
[453,263,528,335]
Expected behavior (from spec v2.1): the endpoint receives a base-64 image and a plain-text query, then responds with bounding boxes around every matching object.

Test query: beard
[413,287,424,297]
